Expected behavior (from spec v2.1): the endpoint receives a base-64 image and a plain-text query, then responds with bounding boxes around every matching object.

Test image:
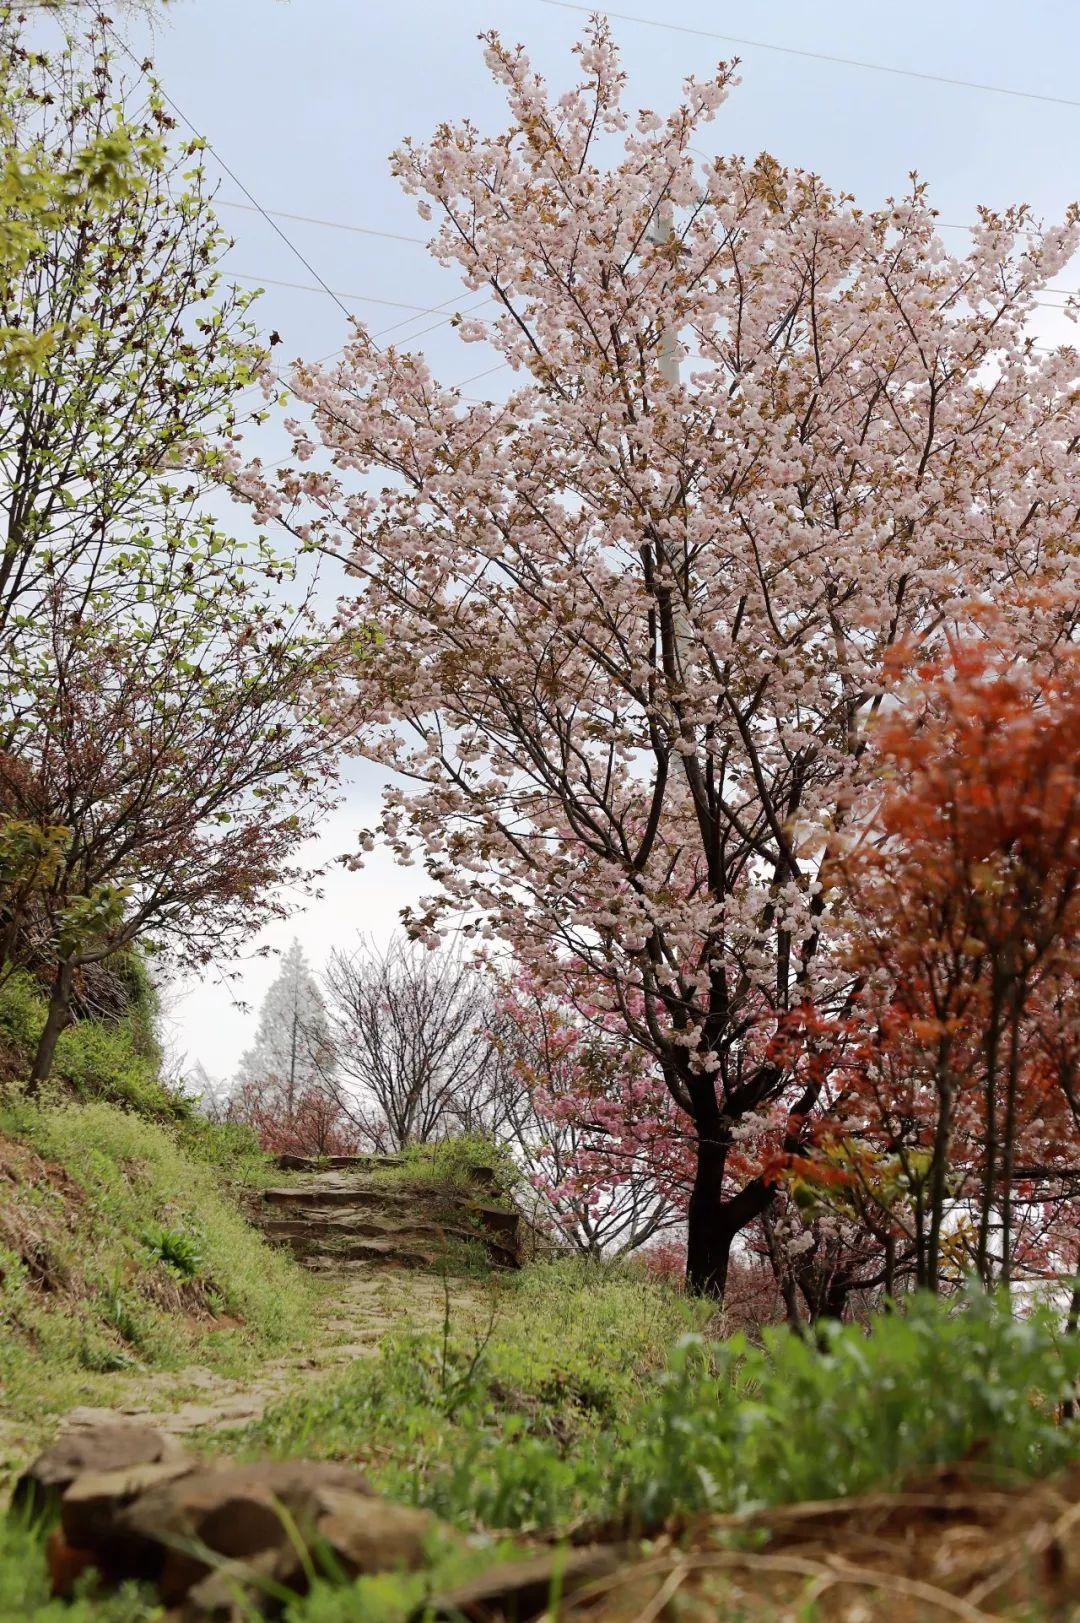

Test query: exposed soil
[556,1468,1080,1621]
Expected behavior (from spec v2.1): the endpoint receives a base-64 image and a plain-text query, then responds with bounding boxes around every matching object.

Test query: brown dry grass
[556,1466,1080,1621]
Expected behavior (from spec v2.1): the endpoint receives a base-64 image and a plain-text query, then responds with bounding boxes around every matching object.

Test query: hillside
[1,1103,1078,1620]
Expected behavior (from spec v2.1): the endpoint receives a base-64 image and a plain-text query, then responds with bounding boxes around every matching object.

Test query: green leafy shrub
[54,1017,185,1119]
[0,970,45,1061]
[0,964,186,1120]
[615,1288,1080,1525]
[177,1112,271,1184]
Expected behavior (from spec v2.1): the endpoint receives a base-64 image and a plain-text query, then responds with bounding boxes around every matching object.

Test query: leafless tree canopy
[322,937,512,1152]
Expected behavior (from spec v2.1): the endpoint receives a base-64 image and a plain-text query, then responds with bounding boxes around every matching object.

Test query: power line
[218,198,427,247]
[541,0,1080,110]
[101,23,355,323]
[228,264,1078,317]
[219,194,1039,251]
[226,271,478,320]
[216,201,1080,300]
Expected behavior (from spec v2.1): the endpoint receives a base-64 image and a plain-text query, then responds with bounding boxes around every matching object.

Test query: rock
[172,1491,445,1619]
[61,1458,197,1552]
[283,1485,441,1582]
[111,1458,375,1602]
[173,1551,281,1622]
[422,1546,624,1621]
[10,1422,188,1523]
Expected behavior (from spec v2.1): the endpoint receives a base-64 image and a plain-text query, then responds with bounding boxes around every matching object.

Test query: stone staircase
[255,1156,521,1273]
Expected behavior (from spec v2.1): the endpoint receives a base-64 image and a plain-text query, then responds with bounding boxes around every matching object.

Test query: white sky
[87,0,1080,1084]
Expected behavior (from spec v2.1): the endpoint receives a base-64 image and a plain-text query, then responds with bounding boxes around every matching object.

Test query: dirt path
[56,1264,482,1442]
[6,1159,507,1462]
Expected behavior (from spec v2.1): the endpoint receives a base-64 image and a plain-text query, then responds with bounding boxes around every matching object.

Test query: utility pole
[649,199,692,670]
[654,200,681,386]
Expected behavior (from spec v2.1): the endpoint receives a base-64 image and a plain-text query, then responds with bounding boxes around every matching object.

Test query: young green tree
[0,17,339,1088]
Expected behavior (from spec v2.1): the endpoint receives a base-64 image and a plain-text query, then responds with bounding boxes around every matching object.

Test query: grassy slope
[0,1099,316,1470]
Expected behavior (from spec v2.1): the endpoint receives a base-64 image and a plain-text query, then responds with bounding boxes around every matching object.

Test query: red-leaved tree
[228,1076,359,1161]
[786,625,1080,1295]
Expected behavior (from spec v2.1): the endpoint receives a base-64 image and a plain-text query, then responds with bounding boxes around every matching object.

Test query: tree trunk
[685,1118,775,1300]
[685,1126,730,1298]
[28,958,75,1093]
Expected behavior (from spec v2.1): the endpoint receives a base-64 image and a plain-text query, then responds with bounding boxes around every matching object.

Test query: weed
[141,1223,204,1280]
[373,1134,521,1201]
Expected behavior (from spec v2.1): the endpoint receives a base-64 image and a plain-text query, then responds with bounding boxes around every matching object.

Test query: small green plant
[141,1222,204,1279]
[99,1270,145,1350]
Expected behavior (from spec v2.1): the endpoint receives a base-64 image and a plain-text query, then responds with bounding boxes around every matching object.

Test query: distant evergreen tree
[235,941,334,1114]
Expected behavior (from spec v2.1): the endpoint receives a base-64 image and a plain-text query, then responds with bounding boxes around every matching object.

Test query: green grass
[367,1134,522,1204]
[0,1518,160,1622]
[0,1099,316,1466]
[243,1259,708,1532]
[0,966,184,1122]
[244,1268,1080,1538]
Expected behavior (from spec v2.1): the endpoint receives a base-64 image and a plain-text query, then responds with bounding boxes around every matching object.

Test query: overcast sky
[89,0,1080,1084]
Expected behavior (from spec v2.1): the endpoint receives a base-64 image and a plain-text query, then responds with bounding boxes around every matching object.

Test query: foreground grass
[0,1518,159,1622]
[0,1098,316,1467]
[3,1256,1077,1620]
[244,1264,1080,1536]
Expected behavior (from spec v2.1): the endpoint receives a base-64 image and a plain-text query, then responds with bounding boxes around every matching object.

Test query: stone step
[261,1212,492,1246]
[262,1182,439,1209]
[275,1152,406,1173]
[304,1243,439,1272]
[260,1186,520,1245]
[262,1214,518,1268]
[255,1162,522,1274]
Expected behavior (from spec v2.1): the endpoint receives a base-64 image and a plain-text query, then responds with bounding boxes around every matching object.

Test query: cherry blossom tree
[494,971,691,1255]
[245,22,1080,1295]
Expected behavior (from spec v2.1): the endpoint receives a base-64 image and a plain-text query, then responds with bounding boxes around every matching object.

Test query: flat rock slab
[55,1396,269,1437]
[11,1421,189,1522]
[423,1546,625,1621]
